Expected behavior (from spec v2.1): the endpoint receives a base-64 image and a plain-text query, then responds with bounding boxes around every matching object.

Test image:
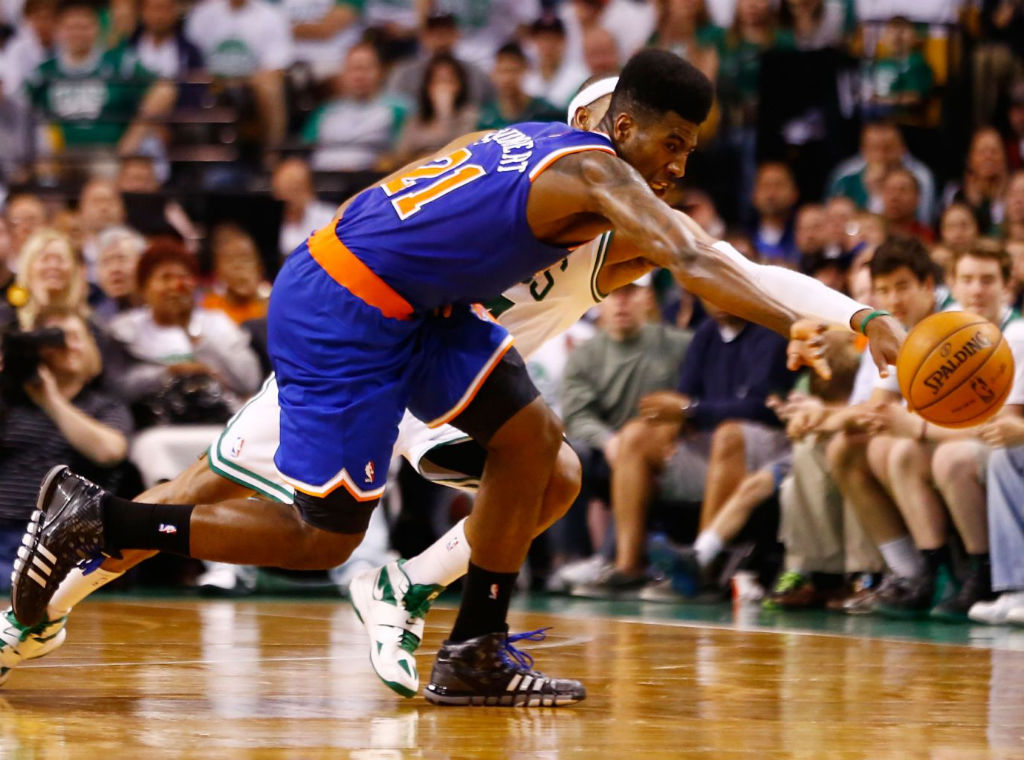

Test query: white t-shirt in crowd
[186,0,293,78]
[281,0,362,80]
[0,27,45,99]
[136,35,185,79]
[279,198,336,258]
[523,56,588,110]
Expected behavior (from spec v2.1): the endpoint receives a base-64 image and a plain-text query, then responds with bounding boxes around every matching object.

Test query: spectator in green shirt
[477,42,561,131]
[25,0,175,154]
[861,16,933,122]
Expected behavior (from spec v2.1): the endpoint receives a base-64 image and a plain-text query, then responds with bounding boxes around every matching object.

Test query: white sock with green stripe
[46,567,123,619]
[401,518,471,588]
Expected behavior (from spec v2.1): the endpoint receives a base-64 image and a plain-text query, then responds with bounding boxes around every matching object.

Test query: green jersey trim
[590,231,613,303]
[207,376,293,504]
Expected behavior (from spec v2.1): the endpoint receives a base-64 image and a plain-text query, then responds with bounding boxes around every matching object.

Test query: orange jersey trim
[528,145,617,182]
[307,225,414,320]
[292,479,384,502]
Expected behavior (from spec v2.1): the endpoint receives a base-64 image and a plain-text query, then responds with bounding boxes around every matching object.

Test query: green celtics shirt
[26,47,155,147]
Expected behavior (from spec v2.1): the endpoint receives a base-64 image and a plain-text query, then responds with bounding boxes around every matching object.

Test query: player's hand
[979,416,1024,448]
[787,320,830,380]
[862,314,906,379]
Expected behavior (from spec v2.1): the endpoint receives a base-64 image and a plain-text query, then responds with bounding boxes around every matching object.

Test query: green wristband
[859,309,891,335]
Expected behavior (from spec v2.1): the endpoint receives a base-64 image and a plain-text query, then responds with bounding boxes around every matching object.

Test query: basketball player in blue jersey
[10,50,904,706]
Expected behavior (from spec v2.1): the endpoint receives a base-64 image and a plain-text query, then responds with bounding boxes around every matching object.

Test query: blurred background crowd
[2,0,1024,627]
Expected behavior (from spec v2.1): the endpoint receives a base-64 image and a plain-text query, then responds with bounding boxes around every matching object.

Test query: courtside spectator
[185,0,291,145]
[124,0,203,80]
[387,13,491,106]
[750,162,799,265]
[827,121,935,223]
[477,42,561,131]
[880,167,933,243]
[524,14,587,110]
[26,0,175,154]
[944,126,1010,235]
[271,157,336,259]
[15,229,87,329]
[390,53,479,167]
[302,41,406,172]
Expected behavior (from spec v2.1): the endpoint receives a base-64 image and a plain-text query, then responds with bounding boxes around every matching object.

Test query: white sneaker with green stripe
[349,561,443,698]
[0,606,67,685]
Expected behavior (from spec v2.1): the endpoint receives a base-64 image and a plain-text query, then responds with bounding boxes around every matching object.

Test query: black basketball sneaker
[12,466,108,627]
[424,628,586,707]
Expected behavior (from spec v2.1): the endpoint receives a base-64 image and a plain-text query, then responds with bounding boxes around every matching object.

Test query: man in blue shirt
[578,300,795,595]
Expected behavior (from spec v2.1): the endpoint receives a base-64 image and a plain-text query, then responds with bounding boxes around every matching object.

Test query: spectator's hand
[856,401,920,438]
[786,401,829,439]
[862,314,905,379]
[23,366,60,409]
[787,320,830,379]
[639,391,689,424]
[429,79,460,120]
[979,415,1024,448]
[603,432,621,465]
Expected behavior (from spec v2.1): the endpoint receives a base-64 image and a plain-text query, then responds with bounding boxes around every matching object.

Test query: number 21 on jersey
[381,148,486,220]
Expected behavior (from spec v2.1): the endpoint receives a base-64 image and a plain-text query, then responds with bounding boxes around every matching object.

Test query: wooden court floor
[0,598,1022,759]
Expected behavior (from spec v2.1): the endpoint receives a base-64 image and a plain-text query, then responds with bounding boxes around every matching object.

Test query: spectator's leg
[884,439,947,551]
[250,69,287,147]
[703,468,775,552]
[986,446,1024,594]
[699,421,747,531]
[609,419,675,576]
[932,440,989,555]
[828,431,922,577]
[778,437,845,574]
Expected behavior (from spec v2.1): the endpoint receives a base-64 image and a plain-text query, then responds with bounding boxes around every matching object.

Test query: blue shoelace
[501,627,552,670]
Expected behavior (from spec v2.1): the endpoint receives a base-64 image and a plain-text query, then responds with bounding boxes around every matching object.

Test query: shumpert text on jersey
[481,128,534,173]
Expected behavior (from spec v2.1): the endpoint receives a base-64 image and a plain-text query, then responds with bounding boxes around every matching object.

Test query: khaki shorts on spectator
[658,422,790,503]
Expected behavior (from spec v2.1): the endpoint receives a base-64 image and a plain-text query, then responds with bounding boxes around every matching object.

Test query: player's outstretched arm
[543,150,800,335]
[600,206,905,375]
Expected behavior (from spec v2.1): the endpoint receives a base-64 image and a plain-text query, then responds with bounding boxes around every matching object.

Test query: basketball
[896,311,1014,428]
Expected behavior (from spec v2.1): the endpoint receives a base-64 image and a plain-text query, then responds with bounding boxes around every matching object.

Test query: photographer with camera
[0,305,132,590]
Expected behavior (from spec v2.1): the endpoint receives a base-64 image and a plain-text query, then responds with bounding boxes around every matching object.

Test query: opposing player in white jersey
[0,78,902,693]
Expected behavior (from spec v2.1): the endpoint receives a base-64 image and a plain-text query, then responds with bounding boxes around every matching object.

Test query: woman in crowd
[15,229,87,329]
[390,53,479,168]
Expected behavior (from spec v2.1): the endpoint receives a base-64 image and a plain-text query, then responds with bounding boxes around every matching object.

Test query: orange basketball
[896,311,1014,428]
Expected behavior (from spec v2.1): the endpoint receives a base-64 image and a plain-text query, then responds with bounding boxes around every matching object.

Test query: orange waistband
[306,225,414,320]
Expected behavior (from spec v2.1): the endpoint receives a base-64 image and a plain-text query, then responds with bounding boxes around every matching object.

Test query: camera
[1,327,66,394]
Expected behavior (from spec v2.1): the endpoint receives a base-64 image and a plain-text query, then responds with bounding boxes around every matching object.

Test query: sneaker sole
[11,466,71,627]
[349,572,417,699]
[423,688,584,707]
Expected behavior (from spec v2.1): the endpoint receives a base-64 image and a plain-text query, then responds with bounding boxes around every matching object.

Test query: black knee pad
[450,348,540,445]
[292,488,378,534]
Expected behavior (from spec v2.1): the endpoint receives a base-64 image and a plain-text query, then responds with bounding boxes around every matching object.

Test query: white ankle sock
[693,530,724,568]
[47,567,123,618]
[878,535,924,579]
[401,518,472,588]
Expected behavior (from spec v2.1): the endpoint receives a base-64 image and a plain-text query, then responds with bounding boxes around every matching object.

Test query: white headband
[566,76,618,125]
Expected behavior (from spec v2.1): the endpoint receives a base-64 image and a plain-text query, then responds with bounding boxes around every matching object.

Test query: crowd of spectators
[1,0,1024,624]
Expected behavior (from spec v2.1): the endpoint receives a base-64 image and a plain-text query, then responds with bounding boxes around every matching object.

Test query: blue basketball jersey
[335,122,616,311]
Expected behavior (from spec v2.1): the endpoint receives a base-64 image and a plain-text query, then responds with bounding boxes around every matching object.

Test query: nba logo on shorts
[365,461,375,484]
[230,436,245,458]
